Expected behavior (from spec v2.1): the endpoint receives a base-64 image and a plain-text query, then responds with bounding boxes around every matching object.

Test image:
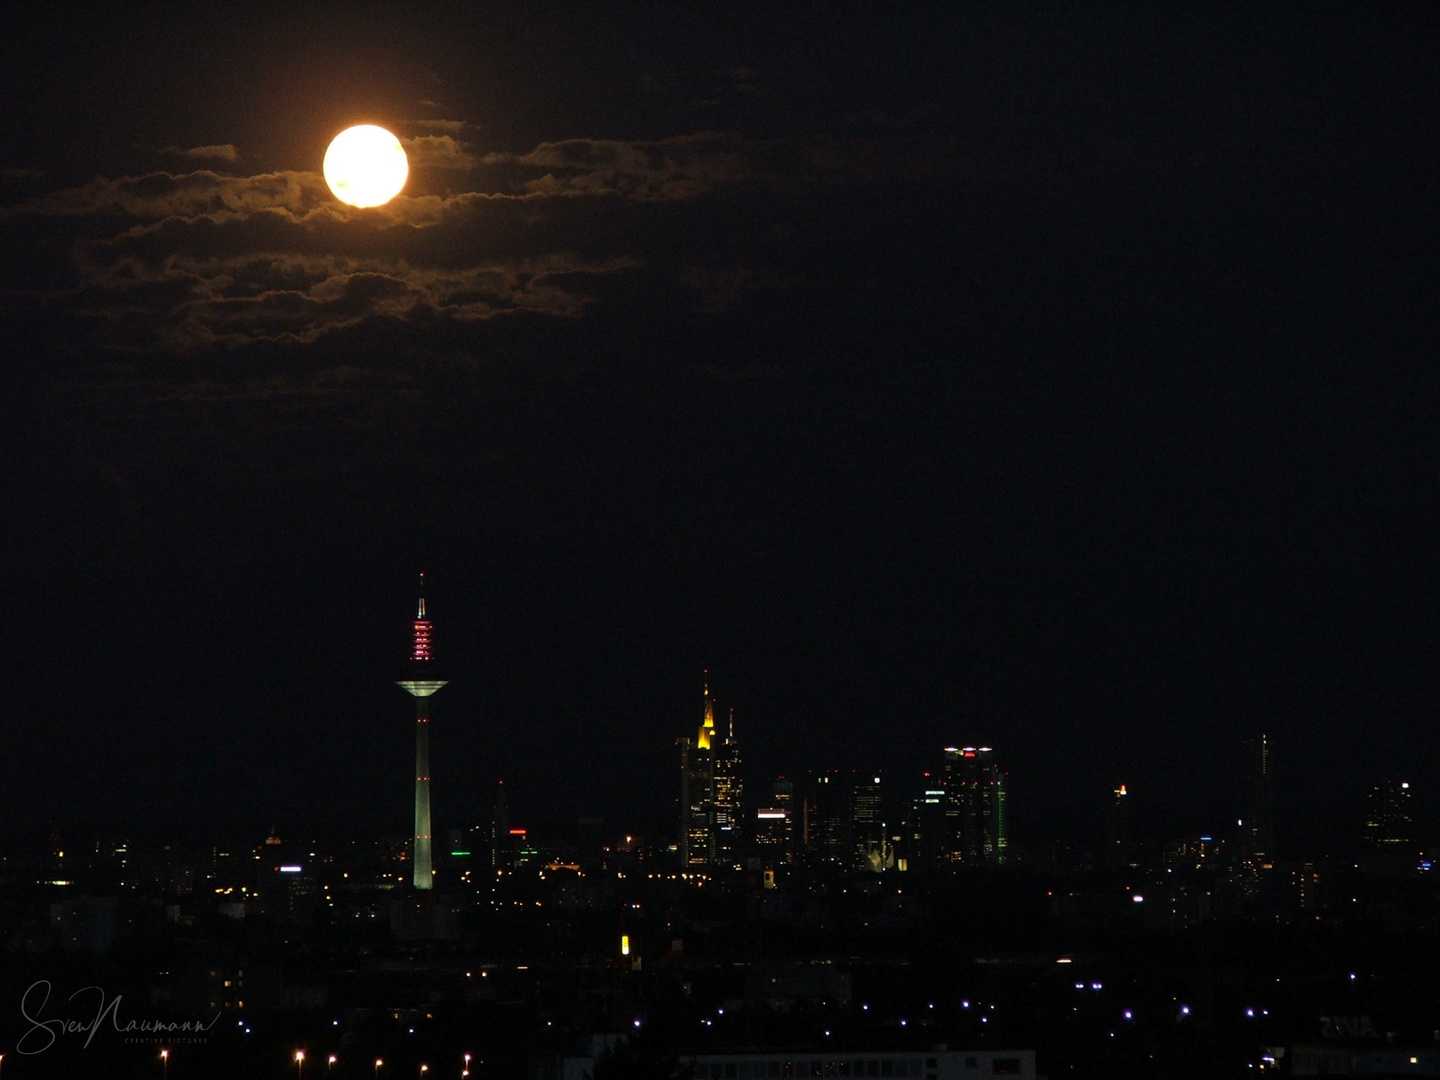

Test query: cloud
[410,119,467,135]
[5,169,331,221]
[162,144,240,163]
[678,264,790,313]
[56,193,648,349]
[490,132,754,201]
[1,126,951,353]
[401,135,480,171]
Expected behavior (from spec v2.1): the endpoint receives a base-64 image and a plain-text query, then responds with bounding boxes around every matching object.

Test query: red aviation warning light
[411,610,433,662]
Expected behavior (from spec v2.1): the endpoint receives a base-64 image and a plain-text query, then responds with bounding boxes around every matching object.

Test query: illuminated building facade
[754,807,790,866]
[1105,782,1132,869]
[903,775,950,870]
[679,679,717,868]
[943,746,1007,866]
[712,708,744,869]
[754,778,796,867]
[1363,780,1415,852]
[851,774,891,871]
[1242,733,1274,865]
[806,770,852,866]
[545,1047,1038,1080]
[490,780,509,870]
[396,575,447,891]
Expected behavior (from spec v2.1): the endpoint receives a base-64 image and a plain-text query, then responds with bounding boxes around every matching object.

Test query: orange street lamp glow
[323,125,408,208]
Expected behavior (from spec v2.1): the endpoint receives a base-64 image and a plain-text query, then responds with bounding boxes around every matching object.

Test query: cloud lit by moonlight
[323,125,408,208]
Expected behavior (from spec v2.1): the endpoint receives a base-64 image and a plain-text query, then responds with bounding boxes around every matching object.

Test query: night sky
[2,5,1437,857]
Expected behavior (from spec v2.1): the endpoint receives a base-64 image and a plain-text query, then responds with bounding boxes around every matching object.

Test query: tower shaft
[414,694,433,890]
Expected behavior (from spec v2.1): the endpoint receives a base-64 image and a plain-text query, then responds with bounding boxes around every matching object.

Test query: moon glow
[323,125,408,207]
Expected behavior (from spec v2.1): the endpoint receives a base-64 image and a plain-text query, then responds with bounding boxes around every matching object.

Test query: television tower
[397,574,447,891]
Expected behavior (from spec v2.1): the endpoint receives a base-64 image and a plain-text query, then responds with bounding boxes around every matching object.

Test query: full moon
[323,125,408,207]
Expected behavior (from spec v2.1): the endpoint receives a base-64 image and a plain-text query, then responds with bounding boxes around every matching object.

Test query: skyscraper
[1105,783,1132,870]
[1363,781,1415,853]
[712,708,744,869]
[396,575,447,891]
[753,778,796,869]
[851,774,891,871]
[490,779,510,870]
[1242,734,1275,865]
[808,770,852,866]
[943,747,1007,866]
[679,677,717,869]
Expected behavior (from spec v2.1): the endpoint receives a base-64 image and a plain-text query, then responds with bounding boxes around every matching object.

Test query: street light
[160,1049,169,1080]
[296,1049,306,1079]
[463,1052,472,1077]
[329,1055,338,1071]
[375,1059,384,1080]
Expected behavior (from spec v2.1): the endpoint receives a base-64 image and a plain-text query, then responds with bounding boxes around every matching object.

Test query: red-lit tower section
[396,574,447,891]
[411,600,433,662]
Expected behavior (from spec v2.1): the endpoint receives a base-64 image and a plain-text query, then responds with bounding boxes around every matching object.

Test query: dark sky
[1,5,1437,856]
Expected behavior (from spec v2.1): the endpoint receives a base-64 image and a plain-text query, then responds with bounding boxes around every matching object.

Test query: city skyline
[4,583,1434,862]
